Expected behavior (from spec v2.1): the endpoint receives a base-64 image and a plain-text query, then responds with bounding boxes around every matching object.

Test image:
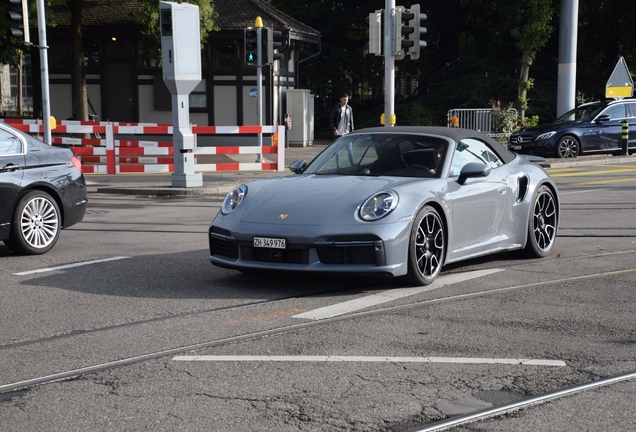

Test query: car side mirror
[289,159,307,174]
[595,114,611,124]
[457,162,491,185]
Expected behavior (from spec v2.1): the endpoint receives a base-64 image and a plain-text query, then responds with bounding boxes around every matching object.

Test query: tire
[4,190,61,255]
[554,136,579,158]
[404,206,445,285]
[523,185,558,258]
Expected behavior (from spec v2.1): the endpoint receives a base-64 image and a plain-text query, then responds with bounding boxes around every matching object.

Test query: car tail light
[71,156,83,172]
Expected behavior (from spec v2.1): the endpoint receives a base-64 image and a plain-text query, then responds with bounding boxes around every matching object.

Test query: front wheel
[404,206,445,285]
[523,185,558,258]
[555,136,579,158]
[4,190,61,255]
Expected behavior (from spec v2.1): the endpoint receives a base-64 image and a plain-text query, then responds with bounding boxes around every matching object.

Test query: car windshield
[553,104,604,123]
[303,133,449,178]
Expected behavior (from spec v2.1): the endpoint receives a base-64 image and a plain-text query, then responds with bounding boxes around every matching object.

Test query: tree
[510,0,554,125]
[136,0,217,64]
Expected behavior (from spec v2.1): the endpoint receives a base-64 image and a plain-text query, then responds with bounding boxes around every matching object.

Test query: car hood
[516,120,587,136]
[240,174,414,225]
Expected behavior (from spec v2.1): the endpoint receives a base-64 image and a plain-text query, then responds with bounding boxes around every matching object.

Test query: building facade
[5,0,320,131]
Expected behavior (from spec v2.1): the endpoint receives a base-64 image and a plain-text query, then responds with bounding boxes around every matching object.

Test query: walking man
[329,93,354,140]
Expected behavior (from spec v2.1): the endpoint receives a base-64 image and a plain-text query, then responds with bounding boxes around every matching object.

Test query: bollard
[621,120,629,156]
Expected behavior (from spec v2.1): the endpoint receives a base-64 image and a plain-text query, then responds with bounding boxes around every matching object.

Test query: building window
[8,58,33,114]
[189,79,206,108]
[215,44,236,69]
[84,42,100,67]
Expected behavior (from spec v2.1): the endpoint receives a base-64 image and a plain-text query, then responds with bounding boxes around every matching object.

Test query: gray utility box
[160,1,201,95]
[286,89,314,147]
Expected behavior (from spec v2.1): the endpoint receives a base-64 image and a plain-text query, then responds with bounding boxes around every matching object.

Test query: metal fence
[446,108,517,143]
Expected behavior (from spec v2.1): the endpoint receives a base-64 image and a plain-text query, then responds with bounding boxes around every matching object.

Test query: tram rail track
[413,370,636,431]
[3,262,636,396]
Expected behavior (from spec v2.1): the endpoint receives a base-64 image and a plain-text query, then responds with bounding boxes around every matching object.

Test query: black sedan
[0,122,87,254]
[508,99,636,158]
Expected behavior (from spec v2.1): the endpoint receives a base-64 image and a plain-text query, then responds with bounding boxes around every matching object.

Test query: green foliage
[398,100,436,126]
[136,0,217,62]
[524,115,539,128]
[490,97,518,133]
[0,0,32,66]
[510,0,554,53]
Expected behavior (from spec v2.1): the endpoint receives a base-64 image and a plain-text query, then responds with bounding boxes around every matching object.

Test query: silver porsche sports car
[209,126,559,285]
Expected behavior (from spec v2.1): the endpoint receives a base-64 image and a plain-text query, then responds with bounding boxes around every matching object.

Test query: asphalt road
[1,161,636,431]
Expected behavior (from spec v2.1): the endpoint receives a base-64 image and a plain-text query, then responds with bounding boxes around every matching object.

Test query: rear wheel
[555,136,579,158]
[523,185,558,258]
[4,191,61,255]
[404,206,445,285]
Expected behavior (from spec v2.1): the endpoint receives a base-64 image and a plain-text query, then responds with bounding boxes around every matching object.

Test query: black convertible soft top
[352,126,517,165]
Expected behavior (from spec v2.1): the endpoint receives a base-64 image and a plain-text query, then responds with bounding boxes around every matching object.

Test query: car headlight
[535,131,556,141]
[359,191,399,221]
[221,185,247,214]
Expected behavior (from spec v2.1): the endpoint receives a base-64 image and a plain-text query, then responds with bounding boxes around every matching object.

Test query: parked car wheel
[523,185,558,258]
[405,206,445,285]
[555,136,579,158]
[4,190,61,255]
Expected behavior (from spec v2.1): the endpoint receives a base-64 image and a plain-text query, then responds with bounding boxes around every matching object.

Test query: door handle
[2,163,22,172]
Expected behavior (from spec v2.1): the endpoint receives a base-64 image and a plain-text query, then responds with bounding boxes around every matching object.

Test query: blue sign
[249,88,258,98]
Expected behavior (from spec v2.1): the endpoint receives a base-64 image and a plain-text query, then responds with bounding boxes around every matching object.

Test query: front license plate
[512,145,522,150]
[254,237,286,249]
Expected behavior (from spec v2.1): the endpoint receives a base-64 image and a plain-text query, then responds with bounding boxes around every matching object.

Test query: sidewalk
[89,139,332,197]
[89,139,636,198]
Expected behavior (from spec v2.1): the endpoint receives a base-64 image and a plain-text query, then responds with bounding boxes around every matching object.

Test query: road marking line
[559,189,604,195]
[172,355,565,366]
[292,268,503,321]
[572,177,636,186]
[549,166,636,177]
[13,256,131,276]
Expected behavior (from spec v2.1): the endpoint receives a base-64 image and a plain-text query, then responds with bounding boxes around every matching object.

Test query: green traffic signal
[244,28,258,66]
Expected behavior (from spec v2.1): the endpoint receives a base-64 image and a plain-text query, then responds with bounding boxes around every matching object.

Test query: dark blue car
[508,99,636,158]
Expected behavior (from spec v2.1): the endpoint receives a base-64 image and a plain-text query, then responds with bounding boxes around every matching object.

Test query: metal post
[256,26,263,162]
[384,0,395,128]
[36,0,51,144]
[556,0,578,117]
[621,120,629,156]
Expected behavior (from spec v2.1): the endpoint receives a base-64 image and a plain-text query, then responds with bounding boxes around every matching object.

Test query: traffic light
[394,5,426,60]
[244,28,257,66]
[264,28,288,64]
[6,0,29,44]
[393,6,410,60]
[407,4,427,60]
[365,10,382,56]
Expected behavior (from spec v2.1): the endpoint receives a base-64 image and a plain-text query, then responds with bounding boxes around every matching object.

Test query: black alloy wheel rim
[532,190,557,251]
[415,212,444,279]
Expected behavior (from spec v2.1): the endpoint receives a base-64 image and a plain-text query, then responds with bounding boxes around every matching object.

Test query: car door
[0,127,26,234]
[584,103,626,152]
[445,138,512,261]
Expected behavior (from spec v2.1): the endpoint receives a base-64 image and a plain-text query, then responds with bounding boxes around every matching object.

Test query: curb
[90,154,636,197]
[94,185,235,197]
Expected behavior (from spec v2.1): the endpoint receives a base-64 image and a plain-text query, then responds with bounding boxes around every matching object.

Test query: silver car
[209,126,559,285]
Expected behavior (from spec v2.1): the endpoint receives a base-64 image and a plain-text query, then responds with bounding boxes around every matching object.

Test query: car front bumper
[208,218,412,277]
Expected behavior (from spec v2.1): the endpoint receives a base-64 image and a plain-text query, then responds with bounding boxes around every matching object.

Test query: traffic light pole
[384,0,395,128]
[36,0,51,144]
[256,24,263,163]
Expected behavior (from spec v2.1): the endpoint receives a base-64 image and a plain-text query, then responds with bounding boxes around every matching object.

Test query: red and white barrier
[1,119,285,174]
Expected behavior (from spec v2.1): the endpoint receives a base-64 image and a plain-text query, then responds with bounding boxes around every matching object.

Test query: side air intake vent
[517,175,529,203]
